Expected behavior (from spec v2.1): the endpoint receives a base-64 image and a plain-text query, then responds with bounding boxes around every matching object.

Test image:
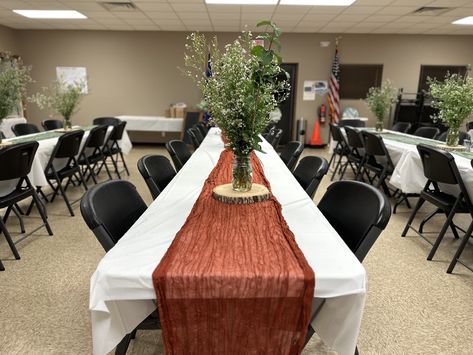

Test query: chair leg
[419,208,440,233]
[119,150,130,176]
[109,154,121,179]
[427,207,457,261]
[115,333,133,355]
[445,212,460,240]
[447,221,473,273]
[0,258,4,271]
[331,155,343,181]
[31,190,53,236]
[0,219,21,259]
[55,176,74,217]
[402,197,425,236]
[102,156,113,180]
[12,205,26,234]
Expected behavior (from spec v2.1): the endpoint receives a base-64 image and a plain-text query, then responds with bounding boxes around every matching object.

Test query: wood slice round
[212,183,271,205]
[436,144,467,152]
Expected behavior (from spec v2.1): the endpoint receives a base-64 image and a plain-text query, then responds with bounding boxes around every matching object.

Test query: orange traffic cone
[309,120,324,146]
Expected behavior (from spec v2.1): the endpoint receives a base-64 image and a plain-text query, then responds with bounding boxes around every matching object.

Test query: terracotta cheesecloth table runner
[153,148,315,354]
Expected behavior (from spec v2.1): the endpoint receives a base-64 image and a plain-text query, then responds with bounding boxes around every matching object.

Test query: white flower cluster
[365,79,397,122]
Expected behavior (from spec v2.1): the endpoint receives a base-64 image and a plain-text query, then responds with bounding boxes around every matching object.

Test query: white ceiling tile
[146,11,179,20]
[114,12,149,19]
[131,25,161,30]
[217,26,241,32]
[58,1,105,11]
[364,14,401,22]
[171,3,208,12]
[376,6,419,15]
[332,14,369,22]
[151,19,184,26]
[241,5,276,14]
[428,0,471,6]
[124,18,155,25]
[271,13,305,21]
[341,6,382,14]
[354,0,393,5]
[395,15,430,22]
[275,5,311,14]
[206,4,241,13]
[177,12,209,19]
[134,2,173,11]
[209,12,239,19]
[23,1,69,10]
[308,6,346,15]
[389,0,433,5]
[81,11,117,19]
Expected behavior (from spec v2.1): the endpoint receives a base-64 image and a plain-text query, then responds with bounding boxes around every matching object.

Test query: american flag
[328,44,340,124]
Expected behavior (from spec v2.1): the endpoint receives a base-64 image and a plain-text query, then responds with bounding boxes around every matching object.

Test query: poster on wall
[314,80,328,95]
[303,80,316,101]
[56,66,88,94]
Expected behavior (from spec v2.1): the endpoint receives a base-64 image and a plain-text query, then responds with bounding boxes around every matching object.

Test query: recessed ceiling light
[13,10,87,19]
[205,0,277,4]
[452,16,473,25]
[280,0,356,5]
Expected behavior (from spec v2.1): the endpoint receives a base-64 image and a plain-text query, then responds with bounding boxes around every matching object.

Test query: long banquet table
[0,126,132,196]
[90,128,367,355]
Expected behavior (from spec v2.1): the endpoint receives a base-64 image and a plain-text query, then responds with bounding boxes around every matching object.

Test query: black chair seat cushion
[421,189,469,212]
[0,187,34,208]
[79,153,104,165]
[46,165,80,180]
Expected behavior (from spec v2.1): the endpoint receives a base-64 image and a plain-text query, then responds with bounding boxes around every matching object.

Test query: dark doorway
[276,63,298,145]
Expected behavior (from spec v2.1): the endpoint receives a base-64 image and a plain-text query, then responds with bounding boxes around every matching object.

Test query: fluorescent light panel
[13,10,87,19]
[205,0,277,4]
[280,0,356,5]
[452,16,473,25]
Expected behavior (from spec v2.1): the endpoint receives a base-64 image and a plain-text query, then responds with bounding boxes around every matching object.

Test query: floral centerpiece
[365,79,397,132]
[428,73,473,146]
[183,21,290,192]
[29,79,85,130]
[0,54,32,143]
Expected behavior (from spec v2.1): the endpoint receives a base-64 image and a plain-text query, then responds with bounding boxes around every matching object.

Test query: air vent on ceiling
[412,6,453,16]
[99,1,137,12]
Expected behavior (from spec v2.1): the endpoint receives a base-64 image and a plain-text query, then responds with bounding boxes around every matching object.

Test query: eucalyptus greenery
[0,54,32,121]
[183,21,290,156]
[428,73,473,130]
[365,79,397,123]
[29,80,85,122]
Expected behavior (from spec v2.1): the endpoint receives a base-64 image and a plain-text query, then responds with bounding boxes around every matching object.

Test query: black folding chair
[41,119,63,131]
[165,140,192,172]
[304,180,391,352]
[328,123,351,181]
[93,117,121,126]
[263,127,283,148]
[137,155,176,200]
[293,156,329,200]
[80,180,160,354]
[447,160,473,273]
[413,127,440,139]
[391,122,412,133]
[402,145,473,269]
[11,123,40,137]
[195,122,208,137]
[435,130,470,145]
[187,127,203,150]
[279,141,304,172]
[339,126,365,180]
[100,121,130,179]
[78,126,112,184]
[44,130,88,216]
[0,142,53,271]
[182,112,201,144]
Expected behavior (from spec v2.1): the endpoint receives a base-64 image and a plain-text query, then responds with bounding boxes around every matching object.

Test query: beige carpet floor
[0,144,472,355]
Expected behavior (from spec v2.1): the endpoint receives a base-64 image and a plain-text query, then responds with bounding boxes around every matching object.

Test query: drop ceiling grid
[0,0,470,34]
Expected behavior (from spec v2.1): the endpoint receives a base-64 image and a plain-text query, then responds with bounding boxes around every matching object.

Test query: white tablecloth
[0,117,27,138]
[0,127,132,196]
[90,128,367,355]
[329,129,473,199]
[116,115,183,132]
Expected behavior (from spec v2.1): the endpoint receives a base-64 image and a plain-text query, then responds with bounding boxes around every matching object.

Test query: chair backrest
[293,156,329,199]
[279,141,304,172]
[93,117,121,126]
[11,123,40,137]
[42,119,63,131]
[361,131,390,158]
[0,141,39,181]
[137,155,176,199]
[318,180,391,262]
[391,122,412,133]
[345,126,364,149]
[109,121,127,141]
[186,128,200,149]
[416,144,464,186]
[435,130,470,145]
[413,126,440,139]
[192,126,205,143]
[80,180,147,252]
[183,111,201,143]
[338,119,365,128]
[165,140,192,172]
[195,122,208,137]
[329,123,346,143]
[85,125,108,148]
[51,130,85,159]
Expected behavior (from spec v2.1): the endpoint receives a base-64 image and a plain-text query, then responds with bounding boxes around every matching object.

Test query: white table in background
[0,117,27,138]
[90,128,367,355]
[116,115,183,133]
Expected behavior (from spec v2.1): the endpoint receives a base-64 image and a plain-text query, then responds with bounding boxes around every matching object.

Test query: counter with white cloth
[90,128,367,355]
[115,115,183,143]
